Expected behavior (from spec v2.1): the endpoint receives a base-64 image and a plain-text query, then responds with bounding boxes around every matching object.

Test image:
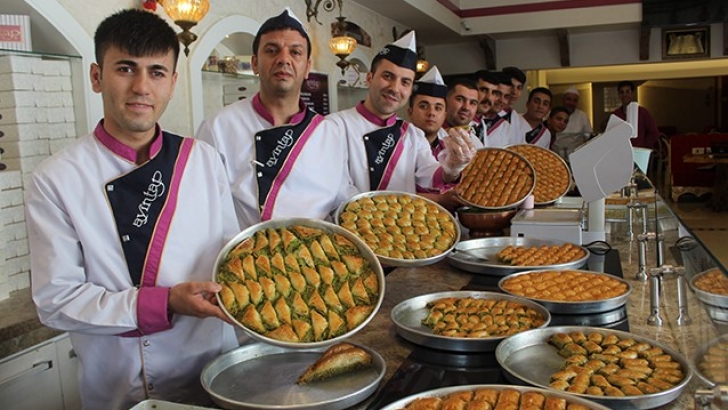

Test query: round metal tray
[495,326,693,410]
[391,290,551,352]
[506,144,572,206]
[689,267,728,307]
[213,218,385,349]
[447,237,589,276]
[498,269,632,314]
[201,342,385,410]
[378,384,611,410]
[691,334,728,387]
[455,147,536,211]
[334,190,460,267]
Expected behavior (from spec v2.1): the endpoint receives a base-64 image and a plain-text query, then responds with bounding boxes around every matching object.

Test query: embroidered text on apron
[254,109,322,220]
[363,120,408,191]
[105,132,193,287]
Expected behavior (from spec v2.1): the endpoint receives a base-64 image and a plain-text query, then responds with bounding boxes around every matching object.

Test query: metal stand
[695,385,728,409]
[646,264,692,326]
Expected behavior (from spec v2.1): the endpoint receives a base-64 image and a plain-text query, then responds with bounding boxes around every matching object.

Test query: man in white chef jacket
[25,9,238,410]
[195,8,352,228]
[326,31,476,194]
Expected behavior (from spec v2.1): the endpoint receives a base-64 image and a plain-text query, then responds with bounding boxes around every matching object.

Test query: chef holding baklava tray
[325,31,476,195]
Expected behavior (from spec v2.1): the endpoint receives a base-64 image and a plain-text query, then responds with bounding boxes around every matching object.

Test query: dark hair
[252,24,311,58]
[447,77,478,94]
[473,69,500,85]
[94,9,179,70]
[549,106,570,118]
[617,80,635,91]
[503,66,526,84]
[528,87,552,102]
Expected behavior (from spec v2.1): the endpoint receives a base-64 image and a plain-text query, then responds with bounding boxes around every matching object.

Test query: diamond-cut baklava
[507,144,571,204]
[455,148,535,209]
[217,225,380,343]
[693,268,728,296]
[338,193,457,260]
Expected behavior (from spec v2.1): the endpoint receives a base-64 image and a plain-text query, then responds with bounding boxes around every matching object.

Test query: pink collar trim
[93,121,162,163]
[356,101,397,127]
[252,93,308,126]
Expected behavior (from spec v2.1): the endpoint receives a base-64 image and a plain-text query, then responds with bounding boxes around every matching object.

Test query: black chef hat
[412,66,448,99]
[373,30,418,72]
[253,7,311,57]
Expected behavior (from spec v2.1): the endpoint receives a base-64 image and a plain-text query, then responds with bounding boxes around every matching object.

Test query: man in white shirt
[518,87,553,148]
[553,86,592,160]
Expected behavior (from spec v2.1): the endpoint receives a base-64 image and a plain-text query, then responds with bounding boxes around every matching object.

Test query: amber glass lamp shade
[329,35,357,73]
[416,58,429,74]
[159,0,210,56]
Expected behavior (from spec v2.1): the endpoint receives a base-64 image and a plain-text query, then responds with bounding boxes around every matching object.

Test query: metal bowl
[457,207,518,238]
[378,384,611,410]
[495,326,693,409]
[391,290,551,352]
[498,269,632,314]
[213,218,385,349]
[691,334,728,387]
[334,190,460,267]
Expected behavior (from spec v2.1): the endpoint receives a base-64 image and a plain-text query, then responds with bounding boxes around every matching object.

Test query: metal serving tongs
[450,248,489,261]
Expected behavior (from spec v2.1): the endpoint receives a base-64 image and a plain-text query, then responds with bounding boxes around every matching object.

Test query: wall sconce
[416,58,429,74]
[305,0,357,74]
[156,0,210,56]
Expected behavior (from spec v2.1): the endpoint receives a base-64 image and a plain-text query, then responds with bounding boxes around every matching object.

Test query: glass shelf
[0,48,81,60]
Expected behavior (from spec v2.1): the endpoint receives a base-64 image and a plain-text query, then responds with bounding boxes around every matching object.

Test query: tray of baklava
[498,269,632,314]
[506,144,572,206]
[214,218,385,349]
[380,384,610,410]
[495,326,692,410]
[689,267,728,308]
[447,237,589,276]
[201,341,385,410]
[390,290,550,352]
[335,191,460,267]
[691,334,728,387]
[454,147,536,210]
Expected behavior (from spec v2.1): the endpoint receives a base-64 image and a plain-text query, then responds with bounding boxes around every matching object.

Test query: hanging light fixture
[328,0,357,74]
[156,0,210,56]
[416,58,429,74]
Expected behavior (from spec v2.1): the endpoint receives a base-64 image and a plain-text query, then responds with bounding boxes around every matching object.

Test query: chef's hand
[169,281,234,324]
[442,127,476,182]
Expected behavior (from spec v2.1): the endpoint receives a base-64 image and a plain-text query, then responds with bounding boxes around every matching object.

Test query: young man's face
[445,85,479,127]
[525,91,551,122]
[365,59,415,118]
[252,28,311,99]
[548,111,569,134]
[91,45,177,144]
[493,83,512,113]
[618,85,634,106]
[476,79,498,116]
[408,94,446,136]
[510,78,524,104]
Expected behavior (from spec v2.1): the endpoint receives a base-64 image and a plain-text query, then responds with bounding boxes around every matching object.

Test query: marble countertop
[1,219,725,409]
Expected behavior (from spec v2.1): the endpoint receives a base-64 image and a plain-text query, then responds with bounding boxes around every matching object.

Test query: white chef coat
[326,102,447,194]
[558,108,592,138]
[515,114,552,149]
[196,94,352,228]
[26,123,239,410]
[481,113,514,148]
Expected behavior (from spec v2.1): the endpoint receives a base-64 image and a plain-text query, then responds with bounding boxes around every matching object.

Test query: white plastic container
[510,208,584,244]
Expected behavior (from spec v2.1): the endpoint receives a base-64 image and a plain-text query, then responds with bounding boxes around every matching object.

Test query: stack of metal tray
[447,237,589,276]
[201,342,386,410]
[495,326,693,410]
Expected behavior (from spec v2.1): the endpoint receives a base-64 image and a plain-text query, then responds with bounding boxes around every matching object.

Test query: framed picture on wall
[662,26,710,60]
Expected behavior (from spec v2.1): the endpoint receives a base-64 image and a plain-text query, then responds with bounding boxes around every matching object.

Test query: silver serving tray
[391,290,551,352]
[498,269,632,314]
[495,326,693,410]
[334,190,460,267]
[447,237,589,276]
[691,334,728,387]
[689,268,728,308]
[213,218,385,349]
[201,342,385,410]
[129,400,215,410]
[378,384,611,410]
[456,147,537,211]
[506,144,573,206]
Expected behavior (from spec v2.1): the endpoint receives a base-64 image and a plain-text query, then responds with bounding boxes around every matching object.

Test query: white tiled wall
[0,54,78,301]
